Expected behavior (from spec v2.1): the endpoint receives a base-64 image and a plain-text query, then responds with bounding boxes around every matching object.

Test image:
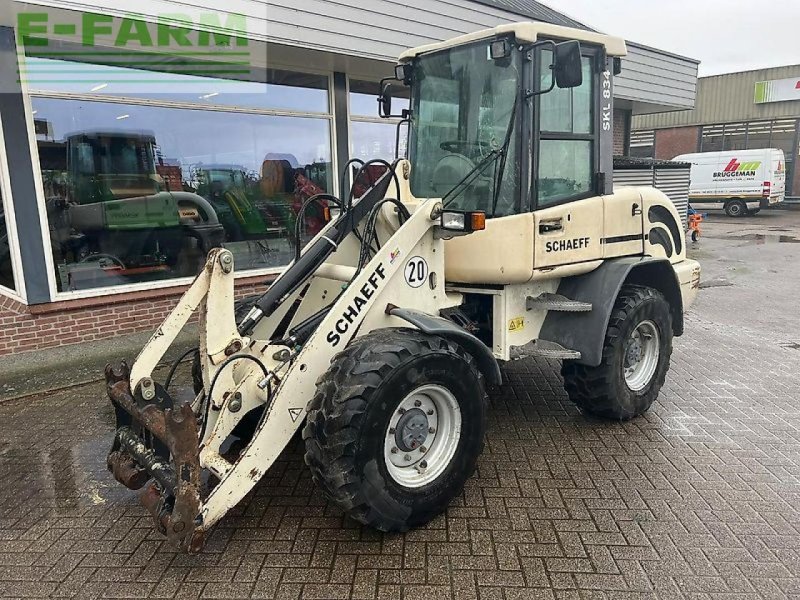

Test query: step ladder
[526,293,592,313]
[510,339,582,361]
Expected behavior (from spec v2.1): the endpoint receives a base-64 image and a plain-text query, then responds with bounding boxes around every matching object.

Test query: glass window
[22,57,329,113]
[769,119,797,157]
[350,121,407,161]
[746,121,772,150]
[349,80,409,118]
[536,49,595,207]
[408,42,520,217]
[33,96,333,293]
[0,186,15,291]
[700,125,724,152]
[349,80,410,167]
[539,53,593,134]
[629,130,654,159]
[538,140,593,205]
[723,122,748,151]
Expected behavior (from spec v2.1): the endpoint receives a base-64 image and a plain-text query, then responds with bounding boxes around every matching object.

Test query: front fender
[387,306,502,386]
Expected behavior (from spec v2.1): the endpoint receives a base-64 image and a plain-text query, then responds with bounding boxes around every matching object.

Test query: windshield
[71,136,156,177]
[408,41,520,217]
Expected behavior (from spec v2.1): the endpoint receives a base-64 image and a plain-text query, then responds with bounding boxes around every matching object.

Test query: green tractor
[50,130,224,288]
[193,165,268,241]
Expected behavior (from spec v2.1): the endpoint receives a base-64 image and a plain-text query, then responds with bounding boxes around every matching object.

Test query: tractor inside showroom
[105,22,701,552]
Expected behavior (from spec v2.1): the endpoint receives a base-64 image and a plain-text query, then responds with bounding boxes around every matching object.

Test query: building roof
[471,0,591,30]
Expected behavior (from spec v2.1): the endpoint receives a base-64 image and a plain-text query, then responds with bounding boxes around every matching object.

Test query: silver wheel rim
[384,384,462,489]
[623,320,660,392]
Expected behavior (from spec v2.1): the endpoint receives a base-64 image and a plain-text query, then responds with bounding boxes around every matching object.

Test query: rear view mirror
[378,82,393,118]
[554,40,582,89]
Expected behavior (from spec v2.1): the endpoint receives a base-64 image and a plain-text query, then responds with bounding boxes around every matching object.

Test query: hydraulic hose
[239,167,395,335]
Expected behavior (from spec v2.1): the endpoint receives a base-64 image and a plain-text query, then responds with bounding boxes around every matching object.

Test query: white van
[674,148,786,217]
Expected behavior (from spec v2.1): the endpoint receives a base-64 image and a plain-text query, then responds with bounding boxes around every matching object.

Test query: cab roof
[398,22,627,62]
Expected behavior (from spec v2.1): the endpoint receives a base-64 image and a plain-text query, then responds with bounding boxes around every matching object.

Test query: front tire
[562,285,673,420]
[303,328,487,532]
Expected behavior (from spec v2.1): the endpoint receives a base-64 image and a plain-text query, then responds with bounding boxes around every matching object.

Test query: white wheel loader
[105,22,701,552]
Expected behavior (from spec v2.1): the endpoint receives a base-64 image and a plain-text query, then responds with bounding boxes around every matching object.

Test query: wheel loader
[104,22,701,552]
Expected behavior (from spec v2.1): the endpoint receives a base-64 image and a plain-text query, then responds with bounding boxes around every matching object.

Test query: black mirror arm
[378,76,409,119]
[521,40,557,98]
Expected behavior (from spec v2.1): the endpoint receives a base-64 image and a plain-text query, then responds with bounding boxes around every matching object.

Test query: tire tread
[561,285,672,420]
[302,328,487,531]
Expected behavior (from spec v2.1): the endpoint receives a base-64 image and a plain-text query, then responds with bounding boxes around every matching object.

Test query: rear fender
[538,257,683,367]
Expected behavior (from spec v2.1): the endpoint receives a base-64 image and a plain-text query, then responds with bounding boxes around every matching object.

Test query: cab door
[531,47,604,269]
[534,196,604,268]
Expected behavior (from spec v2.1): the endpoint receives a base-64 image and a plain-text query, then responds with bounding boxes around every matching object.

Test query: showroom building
[632,64,800,200]
[0,0,698,356]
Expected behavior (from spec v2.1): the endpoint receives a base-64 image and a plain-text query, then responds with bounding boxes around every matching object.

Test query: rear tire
[303,328,487,532]
[562,285,672,420]
[725,200,747,217]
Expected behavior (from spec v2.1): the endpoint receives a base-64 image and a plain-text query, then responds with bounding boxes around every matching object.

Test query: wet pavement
[1,210,800,599]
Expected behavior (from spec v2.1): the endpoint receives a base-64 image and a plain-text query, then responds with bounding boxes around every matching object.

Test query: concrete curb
[0,326,198,402]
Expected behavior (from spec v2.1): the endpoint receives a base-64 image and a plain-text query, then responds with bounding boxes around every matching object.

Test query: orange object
[260,160,288,196]
[688,213,703,241]
[470,212,486,231]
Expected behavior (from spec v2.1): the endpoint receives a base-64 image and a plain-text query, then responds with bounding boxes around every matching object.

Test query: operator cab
[381,23,627,284]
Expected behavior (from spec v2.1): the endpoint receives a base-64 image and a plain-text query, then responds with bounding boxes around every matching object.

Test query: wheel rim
[384,384,462,488]
[623,320,660,392]
[729,203,742,216]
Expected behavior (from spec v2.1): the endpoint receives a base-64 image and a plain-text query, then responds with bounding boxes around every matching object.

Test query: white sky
[540,0,800,77]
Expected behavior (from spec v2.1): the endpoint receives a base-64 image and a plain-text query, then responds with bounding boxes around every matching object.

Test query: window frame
[530,43,602,211]
[0,109,25,301]
[20,45,339,302]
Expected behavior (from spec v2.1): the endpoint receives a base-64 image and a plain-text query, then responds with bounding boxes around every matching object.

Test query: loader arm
[105,161,464,551]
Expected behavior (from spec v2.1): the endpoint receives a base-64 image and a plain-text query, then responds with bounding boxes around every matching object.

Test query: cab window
[536,50,595,207]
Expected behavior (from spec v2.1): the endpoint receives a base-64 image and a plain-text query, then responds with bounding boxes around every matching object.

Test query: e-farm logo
[713,158,762,179]
[16,11,253,87]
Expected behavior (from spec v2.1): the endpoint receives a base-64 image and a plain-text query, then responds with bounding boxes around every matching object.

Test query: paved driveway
[1,210,800,599]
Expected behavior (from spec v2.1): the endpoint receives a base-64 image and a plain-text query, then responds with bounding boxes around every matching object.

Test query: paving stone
[2,212,800,598]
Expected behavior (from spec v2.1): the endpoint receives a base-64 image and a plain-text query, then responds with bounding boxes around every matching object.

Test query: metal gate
[613,157,691,228]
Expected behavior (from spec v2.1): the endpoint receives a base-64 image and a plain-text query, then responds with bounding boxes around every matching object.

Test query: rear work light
[763,182,771,198]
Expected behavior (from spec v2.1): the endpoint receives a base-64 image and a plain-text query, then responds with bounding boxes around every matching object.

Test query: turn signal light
[471,212,486,231]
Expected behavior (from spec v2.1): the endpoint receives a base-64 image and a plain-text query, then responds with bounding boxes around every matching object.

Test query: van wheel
[562,285,673,421]
[725,200,747,217]
[304,328,488,532]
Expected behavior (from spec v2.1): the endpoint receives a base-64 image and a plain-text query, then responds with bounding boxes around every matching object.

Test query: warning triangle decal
[288,408,303,422]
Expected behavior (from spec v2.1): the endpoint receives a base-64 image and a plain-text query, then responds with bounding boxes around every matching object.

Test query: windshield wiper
[441,148,502,207]
[441,95,519,214]
[491,96,519,215]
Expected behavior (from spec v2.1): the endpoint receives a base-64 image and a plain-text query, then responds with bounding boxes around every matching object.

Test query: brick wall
[654,126,700,160]
[613,109,630,155]
[0,276,272,357]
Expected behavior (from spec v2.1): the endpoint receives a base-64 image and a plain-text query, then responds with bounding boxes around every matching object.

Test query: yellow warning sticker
[508,317,525,332]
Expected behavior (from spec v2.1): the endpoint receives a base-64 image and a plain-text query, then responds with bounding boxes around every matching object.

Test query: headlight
[441,211,466,230]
